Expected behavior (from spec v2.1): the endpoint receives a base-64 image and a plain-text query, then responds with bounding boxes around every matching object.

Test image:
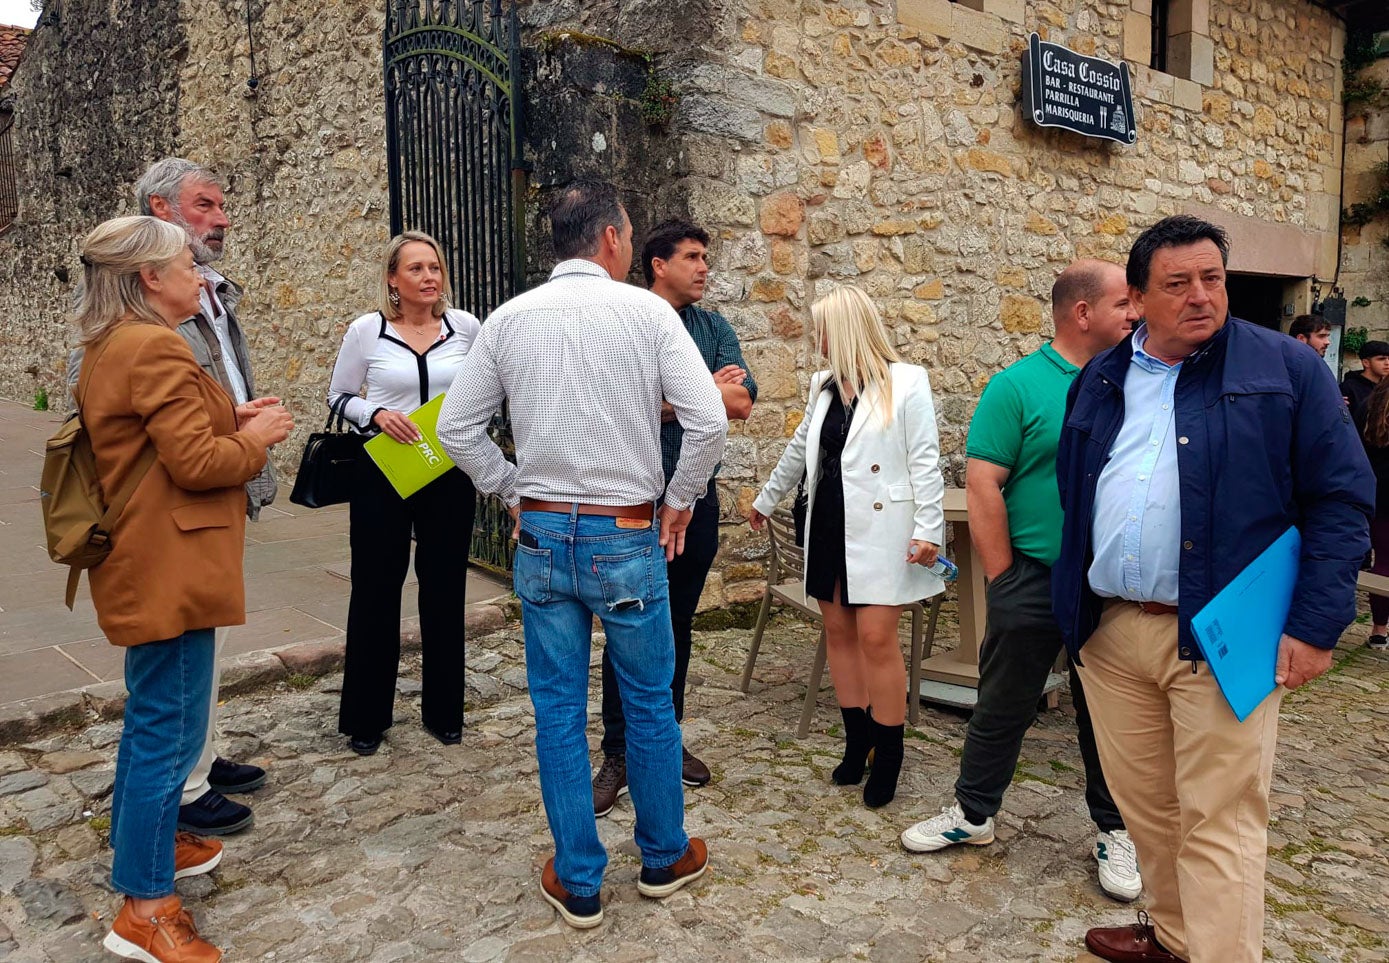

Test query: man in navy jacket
[1052,215,1371,963]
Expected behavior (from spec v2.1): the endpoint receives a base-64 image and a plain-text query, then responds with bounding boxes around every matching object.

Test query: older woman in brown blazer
[73,216,293,963]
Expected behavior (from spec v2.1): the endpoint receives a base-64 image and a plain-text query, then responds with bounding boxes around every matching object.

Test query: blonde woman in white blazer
[749,284,945,808]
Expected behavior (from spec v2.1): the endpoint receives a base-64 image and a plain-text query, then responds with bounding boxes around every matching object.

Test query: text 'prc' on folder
[363,393,455,499]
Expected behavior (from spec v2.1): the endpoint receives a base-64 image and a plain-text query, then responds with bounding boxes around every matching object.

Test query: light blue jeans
[514,509,689,896]
[110,629,215,898]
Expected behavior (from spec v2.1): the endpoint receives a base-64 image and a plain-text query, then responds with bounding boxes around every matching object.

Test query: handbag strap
[324,392,357,433]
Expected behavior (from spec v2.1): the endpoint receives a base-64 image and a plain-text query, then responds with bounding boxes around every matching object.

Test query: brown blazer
[79,322,267,646]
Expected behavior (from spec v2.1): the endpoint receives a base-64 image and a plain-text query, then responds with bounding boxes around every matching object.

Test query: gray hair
[134,157,218,215]
[72,216,189,346]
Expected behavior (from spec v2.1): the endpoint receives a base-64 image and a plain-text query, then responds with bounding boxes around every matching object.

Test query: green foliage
[640,69,678,128]
[1344,76,1384,107]
[1344,326,1369,355]
[1353,296,1373,308]
[1343,30,1387,111]
[32,387,48,411]
[1344,28,1380,78]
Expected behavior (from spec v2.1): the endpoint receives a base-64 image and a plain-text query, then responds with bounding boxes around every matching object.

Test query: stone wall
[657,0,1346,606]
[1339,53,1389,345]
[0,0,184,406]
[0,0,1354,613]
[177,0,389,447]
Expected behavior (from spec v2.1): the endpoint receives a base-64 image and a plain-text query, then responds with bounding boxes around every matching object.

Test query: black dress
[805,382,859,607]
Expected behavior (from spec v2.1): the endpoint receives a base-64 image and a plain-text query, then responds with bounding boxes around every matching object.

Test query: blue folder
[1189,526,1300,722]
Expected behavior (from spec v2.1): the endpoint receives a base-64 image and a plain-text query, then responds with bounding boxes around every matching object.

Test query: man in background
[592,219,756,816]
[1343,339,1389,429]
[900,260,1142,903]
[1288,314,1330,356]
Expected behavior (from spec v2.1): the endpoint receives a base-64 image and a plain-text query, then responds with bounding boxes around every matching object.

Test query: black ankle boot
[832,707,872,785]
[863,719,904,808]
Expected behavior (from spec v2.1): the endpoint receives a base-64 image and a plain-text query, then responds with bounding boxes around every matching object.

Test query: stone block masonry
[0,0,1351,613]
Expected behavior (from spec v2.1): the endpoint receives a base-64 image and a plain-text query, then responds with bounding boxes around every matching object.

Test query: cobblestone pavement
[0,610,1386,962]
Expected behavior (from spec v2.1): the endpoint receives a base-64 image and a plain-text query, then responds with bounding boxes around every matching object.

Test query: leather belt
[519,498,656,520]
[1137,601,1179,616]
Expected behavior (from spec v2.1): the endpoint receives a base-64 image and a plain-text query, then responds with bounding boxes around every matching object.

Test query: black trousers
[954,551,1124,832]
[338,458,476,738]
[599,485,720,756]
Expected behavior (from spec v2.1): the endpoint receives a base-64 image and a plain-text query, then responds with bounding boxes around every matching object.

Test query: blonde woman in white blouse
[749,284,946,808]
[328,231,481,756]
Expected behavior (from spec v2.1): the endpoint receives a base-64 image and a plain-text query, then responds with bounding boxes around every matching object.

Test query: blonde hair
[73,216,190,346]
[812,284,900,424]
[380,230,452,321]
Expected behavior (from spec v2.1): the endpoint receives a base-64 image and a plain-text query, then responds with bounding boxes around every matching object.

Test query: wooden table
[919,488,985,687]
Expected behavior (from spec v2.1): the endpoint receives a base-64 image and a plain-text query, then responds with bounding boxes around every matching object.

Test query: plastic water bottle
[928,557,959,583]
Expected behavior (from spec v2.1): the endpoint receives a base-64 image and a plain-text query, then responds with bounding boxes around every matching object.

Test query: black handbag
[288,393,366,509]
[792,474,808,547]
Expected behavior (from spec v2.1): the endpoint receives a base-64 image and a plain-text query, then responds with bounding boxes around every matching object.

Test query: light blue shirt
[1088,329,1183,604]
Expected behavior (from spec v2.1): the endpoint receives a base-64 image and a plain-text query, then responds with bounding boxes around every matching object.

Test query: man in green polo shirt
[901,260,1142,902]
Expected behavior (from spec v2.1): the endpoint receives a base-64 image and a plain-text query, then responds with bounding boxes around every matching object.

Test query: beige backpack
[39,336,156,609]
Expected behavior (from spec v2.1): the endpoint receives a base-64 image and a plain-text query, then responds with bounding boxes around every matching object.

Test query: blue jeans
[514,510,689,896]
[110,629,215,898]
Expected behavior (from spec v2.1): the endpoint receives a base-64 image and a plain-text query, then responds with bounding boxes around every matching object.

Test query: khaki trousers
[180,625,227,805]
[1076,602,1282,963]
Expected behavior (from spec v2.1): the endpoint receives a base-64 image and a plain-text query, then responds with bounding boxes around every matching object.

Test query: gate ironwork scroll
[384,0,526,572]
[0,108,17,234]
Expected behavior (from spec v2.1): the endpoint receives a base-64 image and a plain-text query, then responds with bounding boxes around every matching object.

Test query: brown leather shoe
[102,895,222,962]
[592,755,628,818]
[540,858,603,929]
[681,747,712,787]
[637,837,709,898]
[173,832,223,881]
[1084,912,1183,962]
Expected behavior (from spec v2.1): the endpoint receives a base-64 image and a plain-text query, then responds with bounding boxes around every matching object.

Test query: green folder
[363,393,455,498]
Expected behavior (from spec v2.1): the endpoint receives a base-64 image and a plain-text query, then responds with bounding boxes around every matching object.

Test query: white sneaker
[900,803,995,852]
[1095,829,1143,902]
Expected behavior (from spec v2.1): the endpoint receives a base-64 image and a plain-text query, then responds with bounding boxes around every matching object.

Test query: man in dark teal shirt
[593,220,757,816]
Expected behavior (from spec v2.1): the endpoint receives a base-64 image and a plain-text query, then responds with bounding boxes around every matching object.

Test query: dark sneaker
[637,838,709,898]
[1368,634,1388,651]
[592,755,628,818]
[681,747,711,787]
[540,858,602,929]
[177,789,253,836]
[207,757,266,795]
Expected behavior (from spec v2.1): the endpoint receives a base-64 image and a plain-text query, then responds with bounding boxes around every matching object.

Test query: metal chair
[740,508,943,737]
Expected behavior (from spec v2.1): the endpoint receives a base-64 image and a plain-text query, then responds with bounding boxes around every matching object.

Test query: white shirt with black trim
[328,308,482,429]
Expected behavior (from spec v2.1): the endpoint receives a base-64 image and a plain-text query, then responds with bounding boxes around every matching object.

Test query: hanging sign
[1021,32,1137,145]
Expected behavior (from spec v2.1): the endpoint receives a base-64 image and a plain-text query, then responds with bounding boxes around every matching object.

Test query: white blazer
[754,363,946,606]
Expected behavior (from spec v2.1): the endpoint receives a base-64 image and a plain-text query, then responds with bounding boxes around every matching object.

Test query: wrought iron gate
[384,0,526,571]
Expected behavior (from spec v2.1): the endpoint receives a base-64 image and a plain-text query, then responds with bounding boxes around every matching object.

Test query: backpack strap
[64,428,159,611]
[64,568,82,611]
[63,330,160,608]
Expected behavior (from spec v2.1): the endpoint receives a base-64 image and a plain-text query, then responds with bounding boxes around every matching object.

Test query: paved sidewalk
[0,614,1386,961]
[0,400,509,715]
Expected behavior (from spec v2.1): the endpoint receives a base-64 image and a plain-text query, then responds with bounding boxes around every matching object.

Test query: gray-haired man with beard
[69,157,277,837]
